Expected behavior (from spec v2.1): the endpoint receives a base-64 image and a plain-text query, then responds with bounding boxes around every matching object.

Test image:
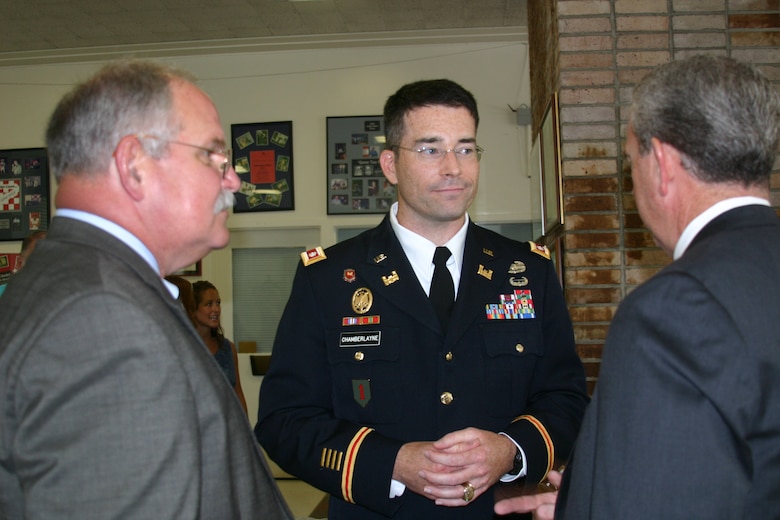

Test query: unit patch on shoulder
[301,246,327,266]
[529,241,551,260]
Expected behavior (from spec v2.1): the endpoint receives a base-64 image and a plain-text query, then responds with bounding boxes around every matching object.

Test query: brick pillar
[537,0,780,394]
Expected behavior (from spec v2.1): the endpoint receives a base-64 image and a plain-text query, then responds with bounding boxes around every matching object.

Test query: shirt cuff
[390,479,406,498]
[498,432,527,482]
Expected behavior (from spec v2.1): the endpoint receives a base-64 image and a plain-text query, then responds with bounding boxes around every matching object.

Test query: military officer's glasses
[392,144,484,163]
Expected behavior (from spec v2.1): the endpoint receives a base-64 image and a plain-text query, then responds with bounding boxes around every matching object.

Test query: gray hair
[630,54,779,186]
[45,60,196,180]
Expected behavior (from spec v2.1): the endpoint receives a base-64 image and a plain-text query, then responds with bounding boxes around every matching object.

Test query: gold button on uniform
[354,351,364,361]
[440,392,454,405]
[445,351,453,361]
[515,343,524,353]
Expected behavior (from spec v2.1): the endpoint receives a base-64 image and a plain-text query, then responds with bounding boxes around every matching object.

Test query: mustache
[214,189,236,214]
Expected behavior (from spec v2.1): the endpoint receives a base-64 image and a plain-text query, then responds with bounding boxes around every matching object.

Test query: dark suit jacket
[557,205,780,519]
[0,217,292,519]
[257,216,588,519]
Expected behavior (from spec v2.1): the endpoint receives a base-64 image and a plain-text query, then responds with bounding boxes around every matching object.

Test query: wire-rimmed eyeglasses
[135,134,232,177]
[391,144,484,163]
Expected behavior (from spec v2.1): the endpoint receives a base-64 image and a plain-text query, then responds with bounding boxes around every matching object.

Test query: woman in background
[193,280,248,415]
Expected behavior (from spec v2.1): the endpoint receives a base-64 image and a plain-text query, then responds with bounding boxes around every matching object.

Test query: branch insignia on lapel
[382,271,399,286]
[477,264,493,280]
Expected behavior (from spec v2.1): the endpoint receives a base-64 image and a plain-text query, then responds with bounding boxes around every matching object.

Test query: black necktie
[430,246,454,331]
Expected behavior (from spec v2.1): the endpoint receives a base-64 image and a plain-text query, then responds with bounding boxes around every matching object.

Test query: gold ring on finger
[462,481,475,502]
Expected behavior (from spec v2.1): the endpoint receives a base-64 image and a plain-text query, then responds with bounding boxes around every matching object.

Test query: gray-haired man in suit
[0,60,292,519]
[495,54,780,519]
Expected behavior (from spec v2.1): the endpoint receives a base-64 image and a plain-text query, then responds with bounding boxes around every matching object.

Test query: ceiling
[0,0,528,61]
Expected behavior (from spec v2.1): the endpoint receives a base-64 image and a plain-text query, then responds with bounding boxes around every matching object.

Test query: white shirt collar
[673,196,770,260]
[388,201,469,296]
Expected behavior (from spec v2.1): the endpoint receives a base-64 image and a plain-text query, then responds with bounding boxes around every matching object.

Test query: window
[232,247,300,353]
[228,227,320,354]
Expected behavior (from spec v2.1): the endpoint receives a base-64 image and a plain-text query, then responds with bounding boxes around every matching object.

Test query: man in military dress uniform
[256,79,588,519]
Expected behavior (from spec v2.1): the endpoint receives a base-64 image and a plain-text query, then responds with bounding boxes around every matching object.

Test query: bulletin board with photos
[231,121,294,213]
[326,115,397,214]
[0,148,50,241]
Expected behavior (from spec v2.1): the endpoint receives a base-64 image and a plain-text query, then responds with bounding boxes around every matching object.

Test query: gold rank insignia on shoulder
[529,241,551,260]
[301,246,327,266]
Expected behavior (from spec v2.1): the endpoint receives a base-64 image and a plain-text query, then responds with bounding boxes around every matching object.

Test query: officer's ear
[380,149,398,185]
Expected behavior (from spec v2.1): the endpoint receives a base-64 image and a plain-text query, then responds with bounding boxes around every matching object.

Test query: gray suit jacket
[557,205,780,519]
[0,217,292,519]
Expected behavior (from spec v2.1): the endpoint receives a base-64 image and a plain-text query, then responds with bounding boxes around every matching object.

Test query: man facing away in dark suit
[0,60,292,519]
[256,78,589,519]
[495,55,780,519]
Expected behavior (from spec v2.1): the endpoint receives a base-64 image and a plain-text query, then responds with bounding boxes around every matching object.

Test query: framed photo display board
[0,148,50,241]
[231,121,294,212]
[327,115,396,214]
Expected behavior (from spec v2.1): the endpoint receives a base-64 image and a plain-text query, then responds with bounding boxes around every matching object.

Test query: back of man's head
[630,54,780,187]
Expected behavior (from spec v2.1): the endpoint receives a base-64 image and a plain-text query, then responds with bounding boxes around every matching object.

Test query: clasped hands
[392,427,516,507]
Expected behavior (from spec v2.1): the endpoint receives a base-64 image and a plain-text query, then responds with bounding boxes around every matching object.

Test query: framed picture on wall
[326,115,395,214]
[0,148,50,241]
[540,93,563,236]
[172,261,202,277]
[231,121,294,213]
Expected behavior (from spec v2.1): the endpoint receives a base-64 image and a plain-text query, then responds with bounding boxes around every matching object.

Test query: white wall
[0,35,536,337]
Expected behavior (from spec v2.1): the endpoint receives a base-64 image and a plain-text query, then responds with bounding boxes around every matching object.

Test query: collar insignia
[477,264,493,280]
[382,271,399,286]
